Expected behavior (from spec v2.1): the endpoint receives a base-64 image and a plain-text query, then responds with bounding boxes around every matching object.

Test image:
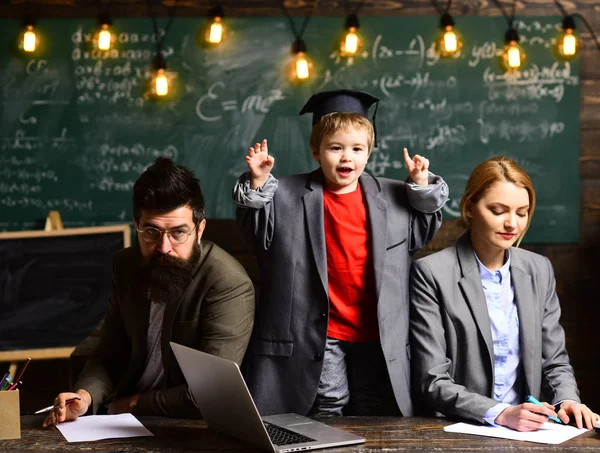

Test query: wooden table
[1,416,599,452]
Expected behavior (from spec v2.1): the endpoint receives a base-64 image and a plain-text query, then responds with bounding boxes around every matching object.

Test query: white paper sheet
[444,421,587,444]
[56,414,154,442]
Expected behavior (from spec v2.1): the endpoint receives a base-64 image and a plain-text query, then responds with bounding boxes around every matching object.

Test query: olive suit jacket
[74,240,255,417]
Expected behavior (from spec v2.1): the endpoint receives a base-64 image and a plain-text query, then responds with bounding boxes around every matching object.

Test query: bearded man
[44,158,255,426]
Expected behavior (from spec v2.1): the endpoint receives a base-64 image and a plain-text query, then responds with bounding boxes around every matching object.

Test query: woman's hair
[460,156,536,245]
[309,112,374,155]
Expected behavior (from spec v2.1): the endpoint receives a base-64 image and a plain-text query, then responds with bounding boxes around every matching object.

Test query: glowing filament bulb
[98,25,112,51]
[442,28,458,53]
[23,26,37,52]
[343,27,359,54]
[295,53,309,80]
[208,17,223,44]
[561,29,577,57]
[155,69,168,96]
[506,42,522,69]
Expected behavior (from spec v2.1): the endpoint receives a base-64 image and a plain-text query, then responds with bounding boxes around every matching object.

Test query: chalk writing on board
[196,81,286,122]
[72,27,167,46]
[370,34,427,66]
[2,129,75,153]
[0,196,93,211]
[0,169,58,183]
[426,125,468,151]
[478,120,565,144]
[98,143,178,160]
[71,27,175,108]
[514,20,560,34]
[366,149,403,177]
[0,183,41,194]
[483,63,576,84]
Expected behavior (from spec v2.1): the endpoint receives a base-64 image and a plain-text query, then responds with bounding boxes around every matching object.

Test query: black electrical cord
[280,0,316,43]
[430,0,453,16]
[146,0,177,56]
[490,0,516,28]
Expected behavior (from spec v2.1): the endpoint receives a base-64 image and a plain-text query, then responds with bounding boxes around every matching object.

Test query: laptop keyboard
[264,421,316,446]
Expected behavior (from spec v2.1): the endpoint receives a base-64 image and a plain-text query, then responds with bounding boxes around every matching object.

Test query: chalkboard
[0,225,130,351]
[0,17,579,242]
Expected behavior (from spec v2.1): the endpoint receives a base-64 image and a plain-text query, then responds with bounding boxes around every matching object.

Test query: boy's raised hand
[246,139,275,189]
[404,148,430,187]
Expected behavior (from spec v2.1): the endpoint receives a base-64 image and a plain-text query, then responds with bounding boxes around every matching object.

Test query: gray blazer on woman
[410,233,580,423]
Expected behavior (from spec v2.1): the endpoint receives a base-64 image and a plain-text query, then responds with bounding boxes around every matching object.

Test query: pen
[525,395,562,424]
[34,397,81,415]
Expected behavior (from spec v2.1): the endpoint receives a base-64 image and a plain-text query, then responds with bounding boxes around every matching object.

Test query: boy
[233,89,448,417]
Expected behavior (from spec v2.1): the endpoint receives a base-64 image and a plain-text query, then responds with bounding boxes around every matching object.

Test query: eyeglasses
[136,226,196,244]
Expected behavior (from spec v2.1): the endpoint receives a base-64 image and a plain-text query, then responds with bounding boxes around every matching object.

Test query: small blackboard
[0,225,130,353]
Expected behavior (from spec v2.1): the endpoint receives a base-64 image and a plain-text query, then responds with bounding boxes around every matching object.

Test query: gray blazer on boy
[410,233,580,423]
[233,168,448,416]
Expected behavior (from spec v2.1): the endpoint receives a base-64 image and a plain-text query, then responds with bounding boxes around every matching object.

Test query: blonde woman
[410,157,598,431]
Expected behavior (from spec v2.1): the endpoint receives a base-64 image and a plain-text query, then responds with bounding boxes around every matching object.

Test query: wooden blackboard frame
[0,224,130,366]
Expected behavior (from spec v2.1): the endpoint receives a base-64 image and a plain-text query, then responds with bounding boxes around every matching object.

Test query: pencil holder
[0,390,21,439]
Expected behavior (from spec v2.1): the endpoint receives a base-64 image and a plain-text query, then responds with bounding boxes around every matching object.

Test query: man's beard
[135,242,201,306]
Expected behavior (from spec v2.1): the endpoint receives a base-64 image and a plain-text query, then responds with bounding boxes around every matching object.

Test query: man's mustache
[145,252,188,269]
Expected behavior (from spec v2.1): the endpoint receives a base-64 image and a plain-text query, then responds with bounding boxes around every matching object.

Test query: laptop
[170,342,366,452]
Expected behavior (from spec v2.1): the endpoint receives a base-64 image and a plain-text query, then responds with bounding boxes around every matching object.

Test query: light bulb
[207,17,224,44]
[23,25,37,52]
[506,42,523,69]
[342,27,359,55]
[559,28,578,57]
[502,28,525,72]
[295,53,310,80]
[155,69,169,96]
[98,24,112,51]
[437,14,461,57]
[561,32,577,56]
[442,28,458,53]
[340,13,361,57]
[290,39,312,82]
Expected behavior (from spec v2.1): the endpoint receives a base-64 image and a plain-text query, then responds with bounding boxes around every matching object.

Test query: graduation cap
[299,89,380,147]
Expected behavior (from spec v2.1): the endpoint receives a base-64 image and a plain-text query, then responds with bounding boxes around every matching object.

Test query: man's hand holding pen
[42,389,91,428]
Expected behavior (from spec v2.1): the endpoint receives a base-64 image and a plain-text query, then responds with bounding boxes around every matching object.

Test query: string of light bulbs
[13,2,600,96]
[146,0,177,97]
[281,0,316,82]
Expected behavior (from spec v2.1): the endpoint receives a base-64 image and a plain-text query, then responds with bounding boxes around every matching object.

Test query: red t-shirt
[323,184,379,342]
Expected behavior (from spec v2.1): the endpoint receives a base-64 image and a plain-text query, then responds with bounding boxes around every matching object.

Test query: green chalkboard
[0,16,579,242]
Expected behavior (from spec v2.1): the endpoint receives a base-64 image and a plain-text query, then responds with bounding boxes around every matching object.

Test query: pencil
[7,358,31,391]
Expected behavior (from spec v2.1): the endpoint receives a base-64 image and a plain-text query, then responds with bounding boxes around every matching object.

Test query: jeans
[310,337,401,416]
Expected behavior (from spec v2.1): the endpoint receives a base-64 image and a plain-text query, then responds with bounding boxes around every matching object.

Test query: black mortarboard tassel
[299,89,380,147]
